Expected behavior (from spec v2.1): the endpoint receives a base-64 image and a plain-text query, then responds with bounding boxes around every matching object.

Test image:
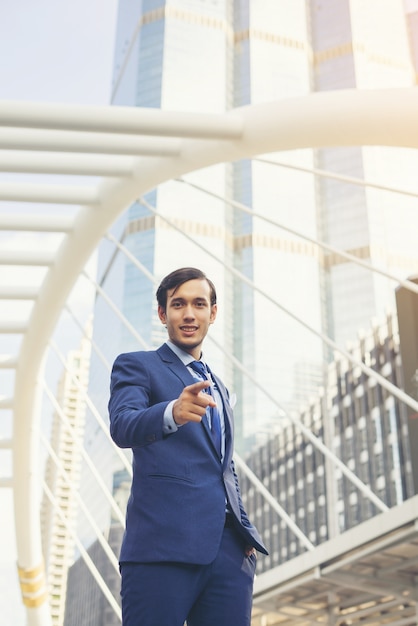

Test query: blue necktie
[189,360,222,454]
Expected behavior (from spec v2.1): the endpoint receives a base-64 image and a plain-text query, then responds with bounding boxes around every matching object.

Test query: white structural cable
[42,382,126,527]
[42,481,122,623]
[82,270,149,351]
[105,232,158,287]
[64,304,112,372]
[41,434,120,575]
[140,195,418,417]
[176,178,418,297]
[255,157,418,200]
[233,452,315,551]
[208,332,388,513]
[132,197,389,513]
[110,18,142,103]
[49,339,132,478]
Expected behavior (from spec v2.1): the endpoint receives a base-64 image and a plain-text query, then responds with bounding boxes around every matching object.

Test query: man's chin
[176,339,201,354]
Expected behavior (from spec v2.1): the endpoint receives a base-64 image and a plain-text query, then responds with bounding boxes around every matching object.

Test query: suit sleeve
[108,352,170,448]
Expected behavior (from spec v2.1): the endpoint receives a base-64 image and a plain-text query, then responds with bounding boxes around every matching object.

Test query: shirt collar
[166,340,204,366]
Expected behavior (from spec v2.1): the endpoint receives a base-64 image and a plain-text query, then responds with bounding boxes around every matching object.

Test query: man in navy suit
[109,267,267,626]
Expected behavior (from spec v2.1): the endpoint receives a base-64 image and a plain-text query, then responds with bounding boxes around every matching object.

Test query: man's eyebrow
[169,296,208,303]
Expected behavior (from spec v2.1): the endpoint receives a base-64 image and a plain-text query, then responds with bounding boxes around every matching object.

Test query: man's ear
[209,304,218,324]
[158,305,166,324]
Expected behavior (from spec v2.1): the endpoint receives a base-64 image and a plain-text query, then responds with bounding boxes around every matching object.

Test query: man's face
[158,278,217,359]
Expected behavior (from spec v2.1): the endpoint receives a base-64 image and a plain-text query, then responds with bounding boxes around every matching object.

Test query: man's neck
[166,340,202,363]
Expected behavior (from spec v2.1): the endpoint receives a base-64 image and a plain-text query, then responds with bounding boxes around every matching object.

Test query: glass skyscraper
[78,0,418,550]
[93,0,418,437]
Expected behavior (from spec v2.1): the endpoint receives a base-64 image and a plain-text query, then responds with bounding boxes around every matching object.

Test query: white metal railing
[255,156,418,200]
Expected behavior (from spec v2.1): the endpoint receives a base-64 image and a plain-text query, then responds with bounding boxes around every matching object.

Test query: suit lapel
[157,344,215,446]
[157,344,233,462]
[157,343,194,388]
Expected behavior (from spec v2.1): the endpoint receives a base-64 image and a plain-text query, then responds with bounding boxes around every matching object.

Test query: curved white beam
[11,88,418,625]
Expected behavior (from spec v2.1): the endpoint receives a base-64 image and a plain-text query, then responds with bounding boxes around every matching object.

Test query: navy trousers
[120,527,257,626]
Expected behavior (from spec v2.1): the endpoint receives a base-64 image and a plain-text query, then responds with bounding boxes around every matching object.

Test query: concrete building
[63,472,129,626]
[240,309,415,575]
[63,525,123,626]
[41,328,92,625]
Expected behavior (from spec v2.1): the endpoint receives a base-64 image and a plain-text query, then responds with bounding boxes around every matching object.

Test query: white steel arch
[2,87,418,624]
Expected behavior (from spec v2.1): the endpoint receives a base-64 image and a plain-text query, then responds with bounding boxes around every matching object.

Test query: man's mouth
[180,326,198,333]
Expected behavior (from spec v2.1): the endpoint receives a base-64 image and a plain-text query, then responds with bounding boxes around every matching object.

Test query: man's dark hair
[156,267,217,311]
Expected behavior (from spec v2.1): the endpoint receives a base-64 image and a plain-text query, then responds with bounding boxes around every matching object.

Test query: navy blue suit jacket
[109,343,267,564]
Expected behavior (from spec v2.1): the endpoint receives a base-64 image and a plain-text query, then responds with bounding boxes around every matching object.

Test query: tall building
[92,0,418,440]
[41,325,92,625]
[82,0,418,560]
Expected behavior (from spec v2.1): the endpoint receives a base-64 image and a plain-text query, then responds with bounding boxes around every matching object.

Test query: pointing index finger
[187,380,211,394]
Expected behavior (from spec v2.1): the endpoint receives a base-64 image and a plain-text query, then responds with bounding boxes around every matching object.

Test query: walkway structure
[1,88,418,625]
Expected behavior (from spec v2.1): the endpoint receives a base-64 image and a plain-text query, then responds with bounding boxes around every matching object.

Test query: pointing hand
[173,381,216,425]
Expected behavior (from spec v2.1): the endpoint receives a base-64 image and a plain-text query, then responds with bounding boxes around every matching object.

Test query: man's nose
[183,304,195,319]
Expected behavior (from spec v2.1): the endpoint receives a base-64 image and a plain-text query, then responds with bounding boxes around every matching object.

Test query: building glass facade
[239,312,414,574]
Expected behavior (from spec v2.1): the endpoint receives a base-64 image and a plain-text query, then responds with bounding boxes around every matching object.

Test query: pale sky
[0,1,118,622]
[0,0,118,104]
